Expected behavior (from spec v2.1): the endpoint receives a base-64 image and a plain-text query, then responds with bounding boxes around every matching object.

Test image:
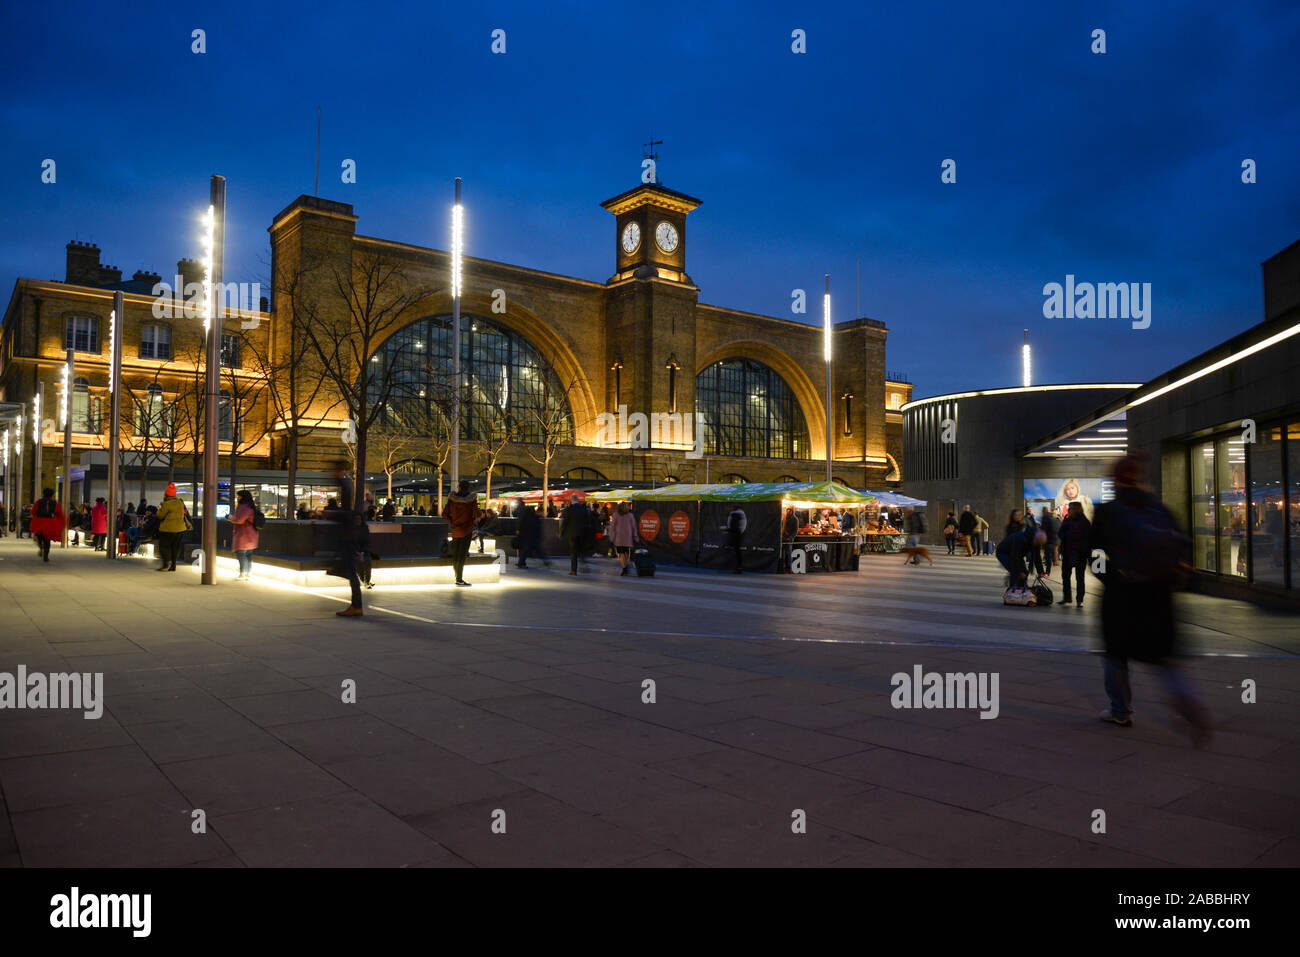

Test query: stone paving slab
[0,539,1297,867]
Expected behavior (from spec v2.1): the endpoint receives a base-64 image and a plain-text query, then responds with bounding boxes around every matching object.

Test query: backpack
[1105,500,1186,584]
[35,499,57,519]
[252,508,266,530]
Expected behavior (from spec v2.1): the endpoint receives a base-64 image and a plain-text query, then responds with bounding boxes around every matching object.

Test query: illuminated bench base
[210,553,502,587]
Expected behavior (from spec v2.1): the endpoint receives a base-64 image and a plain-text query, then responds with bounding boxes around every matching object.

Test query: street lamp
[202,176,226,584]
[31,385,42,505]
[106,292,124,560]
[823,274,832,483]
[1022,329,1032,388]
[61,348,73,547]
[449,177,463,487]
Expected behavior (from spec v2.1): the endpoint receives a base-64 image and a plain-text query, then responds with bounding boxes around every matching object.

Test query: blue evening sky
[1,0,1297,396]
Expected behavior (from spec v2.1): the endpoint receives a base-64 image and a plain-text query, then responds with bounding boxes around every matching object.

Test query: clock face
[655,221,679,253]
[621,221,641,254]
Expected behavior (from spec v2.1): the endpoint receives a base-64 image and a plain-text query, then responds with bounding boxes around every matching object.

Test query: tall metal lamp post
[201,175,226,584]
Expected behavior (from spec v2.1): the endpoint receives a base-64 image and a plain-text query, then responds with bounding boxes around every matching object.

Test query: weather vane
[642,136,662,164]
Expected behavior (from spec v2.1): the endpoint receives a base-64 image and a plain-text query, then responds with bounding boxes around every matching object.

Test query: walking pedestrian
[1038,505,1060,576]
[154,483,188,571]
[611,502,636,576]
[1057,501,1090,606]
[515,501,549,568]
[559,497,592,575]
[903,506,927,563]
[29,488,64,562]
[942,511,958,555]
[91,497,108,551]
[227,489,260,580]
[973,511,989,555]
[1090,453,1210,744]
[958,505,977,556]
[327,461,365,615]
[441,480,481,586]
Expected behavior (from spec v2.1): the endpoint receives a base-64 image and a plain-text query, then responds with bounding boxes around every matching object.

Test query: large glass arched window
[563,467,606,480]
[369,314,573,445]
[696,358,809,459]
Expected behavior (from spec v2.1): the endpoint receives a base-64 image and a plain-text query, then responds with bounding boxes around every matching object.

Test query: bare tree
[221,348,268,502]
[246,257,340,516]
[302,249,428,510]
[514,375,582,515]
[469,389,513,505]
[121,362,175,507]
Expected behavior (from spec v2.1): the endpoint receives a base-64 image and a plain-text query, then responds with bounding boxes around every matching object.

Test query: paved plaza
[0,536,1296,867]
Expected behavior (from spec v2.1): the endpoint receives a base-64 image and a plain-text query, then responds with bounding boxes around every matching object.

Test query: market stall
[626,482,875,573]
[858,490,926,552]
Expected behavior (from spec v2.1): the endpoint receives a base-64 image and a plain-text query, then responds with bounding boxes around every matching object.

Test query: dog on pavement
[900,545,934,566]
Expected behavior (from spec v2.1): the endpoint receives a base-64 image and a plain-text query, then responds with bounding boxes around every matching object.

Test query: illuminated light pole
[106,291,124,560]
[1022,329,1032,388]
[449,177,463,487]
[1,426,8,531]
[823,274,833,483]
[31,383,43,504]
[202,176,226,584]
[61,348,73,547]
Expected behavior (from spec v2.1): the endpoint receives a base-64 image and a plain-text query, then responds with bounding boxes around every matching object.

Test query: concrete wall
[902,387,1133,543]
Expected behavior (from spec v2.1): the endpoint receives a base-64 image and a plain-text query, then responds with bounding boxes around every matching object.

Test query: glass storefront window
[1216,436,1247,578]
[1250,426,1285,587]
[1190,441,1216,572]
[1289,423,1300,589]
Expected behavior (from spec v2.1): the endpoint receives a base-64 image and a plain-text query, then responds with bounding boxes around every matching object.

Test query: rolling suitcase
[632,548,655,577]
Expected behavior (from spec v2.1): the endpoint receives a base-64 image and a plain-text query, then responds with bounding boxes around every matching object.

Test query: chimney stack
[98,263,122,285]
[66,241,101,286]
[177,258,205,291]
[133,269,162,288]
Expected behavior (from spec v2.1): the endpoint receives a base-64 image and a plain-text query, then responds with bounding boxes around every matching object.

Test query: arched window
[696,358,809,459]
[218,390,236,442]
[563,467,606,480]
[663,474,680,484]
[134,383,172,438]
[369,314,573,445]
[394,459,441,476]
[140,324,171,360]
[71,377,100,433]
[484,463,532,478]
[719,473,748,484]
[832,476,849,486]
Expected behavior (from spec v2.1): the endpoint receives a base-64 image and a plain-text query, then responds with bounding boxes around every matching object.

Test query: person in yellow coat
[154,483,189,572]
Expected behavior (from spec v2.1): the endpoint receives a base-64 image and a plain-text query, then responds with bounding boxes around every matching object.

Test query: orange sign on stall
[638,509,661,540]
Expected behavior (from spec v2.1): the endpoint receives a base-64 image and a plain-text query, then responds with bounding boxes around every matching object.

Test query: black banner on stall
[632,501,699,565]
[697,500,781,572]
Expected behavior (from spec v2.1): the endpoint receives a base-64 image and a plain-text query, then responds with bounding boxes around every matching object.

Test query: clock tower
[601,180,703,479]
[601,182,701,285]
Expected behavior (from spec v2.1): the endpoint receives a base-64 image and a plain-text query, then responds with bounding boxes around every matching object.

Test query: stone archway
[376,290,601,445]
[694,340,826,458]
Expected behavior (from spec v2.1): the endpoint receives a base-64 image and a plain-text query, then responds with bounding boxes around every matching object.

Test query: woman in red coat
[91,497,109,551]
[30,487,65,563]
